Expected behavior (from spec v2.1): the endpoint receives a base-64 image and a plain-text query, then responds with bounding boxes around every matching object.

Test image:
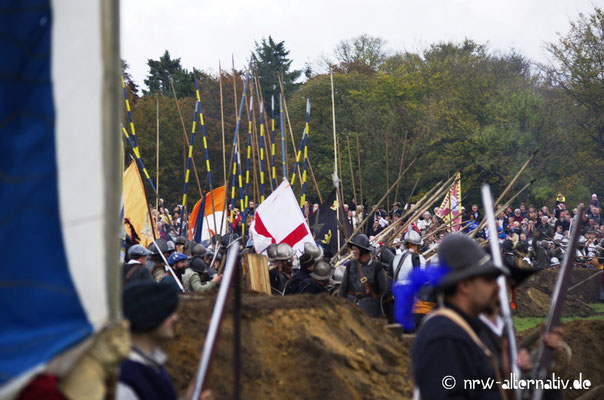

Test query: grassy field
[513,303,604,332]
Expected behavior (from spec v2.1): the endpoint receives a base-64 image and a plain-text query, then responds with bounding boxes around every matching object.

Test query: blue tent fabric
[0,0,92,387]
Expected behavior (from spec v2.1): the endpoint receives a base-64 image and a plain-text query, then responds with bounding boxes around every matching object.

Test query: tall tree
[541,7,604,191]
[122,59,140,104]
[251,36,302,100]
[332,34,387,74]
[144,50,194,98]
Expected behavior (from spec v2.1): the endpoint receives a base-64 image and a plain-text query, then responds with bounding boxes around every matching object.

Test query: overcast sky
[121,0,599,88]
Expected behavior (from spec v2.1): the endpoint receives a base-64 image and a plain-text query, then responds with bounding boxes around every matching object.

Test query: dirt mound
[519,319,604,399]
[513,270,599,317]
[164,293,413,400]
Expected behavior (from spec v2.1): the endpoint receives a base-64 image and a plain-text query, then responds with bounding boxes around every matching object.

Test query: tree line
[123,8,603,213]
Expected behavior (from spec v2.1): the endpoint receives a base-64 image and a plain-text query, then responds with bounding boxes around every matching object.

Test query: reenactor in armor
[338,234,388,317]
[269,243,295,295]
[298,260,333,294]
[284,242,323,295]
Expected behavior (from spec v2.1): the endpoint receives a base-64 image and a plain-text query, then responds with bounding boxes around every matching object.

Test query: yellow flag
[123,161,156,247]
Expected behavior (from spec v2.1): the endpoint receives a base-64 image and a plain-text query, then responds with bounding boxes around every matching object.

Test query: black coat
[284,267,311,295]
[297,278,328,294]
[412,303,503,400]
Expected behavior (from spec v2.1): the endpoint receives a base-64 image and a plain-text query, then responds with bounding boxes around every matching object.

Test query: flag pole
[270,95,278,190]
[355,133,364,207]
[169,79,203,198]
[193,75,218,234]
[279,94,287,180]
[218,61,227,188]
[330,70,341,252]
[346,135,358,207]
[155,93,159,209]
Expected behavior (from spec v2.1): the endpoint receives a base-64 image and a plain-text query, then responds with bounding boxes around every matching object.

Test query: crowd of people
[110,190,604,399]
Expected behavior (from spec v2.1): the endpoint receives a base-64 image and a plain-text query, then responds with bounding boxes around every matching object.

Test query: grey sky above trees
[121,0,596,85]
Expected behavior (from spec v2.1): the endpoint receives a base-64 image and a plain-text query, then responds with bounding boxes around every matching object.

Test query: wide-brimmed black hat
[348,234,373,253]
[436,235,508,290]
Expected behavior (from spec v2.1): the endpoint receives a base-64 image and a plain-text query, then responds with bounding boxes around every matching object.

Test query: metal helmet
[168,252,187,266]
[303,242,323,261]
[404,230,422,246]
[380,247,395,265]
[550,257,560,266]
[310,260,333,281]
[333,264,346,282]
[174,236,187,245]
[266,243,279,261]
[166,241,175,251]
[275,243,294,261]
[127,244,152,258]
[348,234,372,252]
[191,244,208,257]
[148,239,169,255]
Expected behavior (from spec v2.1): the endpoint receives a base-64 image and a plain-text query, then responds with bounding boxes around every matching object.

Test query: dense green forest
[124,8,603,212]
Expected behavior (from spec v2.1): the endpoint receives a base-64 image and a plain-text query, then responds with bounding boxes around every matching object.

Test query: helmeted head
[266,243,279,262]
[303,242,323,261]
[128,244,152,260]
[275,243,294,261]
[310,260,333,281]
[404,230,422,247]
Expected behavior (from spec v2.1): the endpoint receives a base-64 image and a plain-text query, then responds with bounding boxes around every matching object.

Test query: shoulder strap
[429,308,508,399]
[125,264,141,282]
[394,252,411,281]
[355,260,377,298]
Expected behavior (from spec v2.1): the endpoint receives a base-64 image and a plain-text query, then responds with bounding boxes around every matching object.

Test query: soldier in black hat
[124,245,154,285]
[412,234,508,400]
[118,281,212,400]
[283,242,322,295]
[337,234,388,317]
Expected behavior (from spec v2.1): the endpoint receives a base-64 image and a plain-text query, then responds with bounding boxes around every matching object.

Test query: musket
[530,204,584,400]
[481,184,521,400]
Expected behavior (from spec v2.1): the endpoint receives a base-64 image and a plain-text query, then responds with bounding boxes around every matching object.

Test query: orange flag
[188,185,227,241]
[123,161,157,247]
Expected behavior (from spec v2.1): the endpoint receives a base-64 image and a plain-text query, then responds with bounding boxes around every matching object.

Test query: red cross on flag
[249,179,314,255]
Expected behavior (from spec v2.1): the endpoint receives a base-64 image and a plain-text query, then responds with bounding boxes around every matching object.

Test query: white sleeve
[116,382,140,400]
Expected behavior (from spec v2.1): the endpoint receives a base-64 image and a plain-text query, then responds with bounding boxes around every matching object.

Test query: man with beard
[412,234,508,400]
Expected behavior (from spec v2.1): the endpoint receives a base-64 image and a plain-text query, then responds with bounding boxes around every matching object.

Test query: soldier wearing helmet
[269,243,294,295]
[337,234,388,317]
[146,239,172,283]
[283,242,322,295]
[123,245,154,285]
[392,230,426,283]
[392,229,435,327]
[298,260,333,294]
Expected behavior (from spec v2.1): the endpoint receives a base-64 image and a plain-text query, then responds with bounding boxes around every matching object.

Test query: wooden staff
[155,93,160,209]
[355,133,364,206]
[252,72,274,192]
[468,179,536,238]
[278,74,323,203]
[219,61,227,187]
[376,174,458,246]
[370,180,442,245]
[394,131,409,204]
[385,134,390,212]
[495,150,538,205]
[337,136,346,207]
[330,154,420,261]
[169,79,203,196]
[346,135,358,206]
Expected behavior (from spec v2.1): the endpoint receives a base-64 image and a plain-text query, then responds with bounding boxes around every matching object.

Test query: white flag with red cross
[249,179,314,255]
